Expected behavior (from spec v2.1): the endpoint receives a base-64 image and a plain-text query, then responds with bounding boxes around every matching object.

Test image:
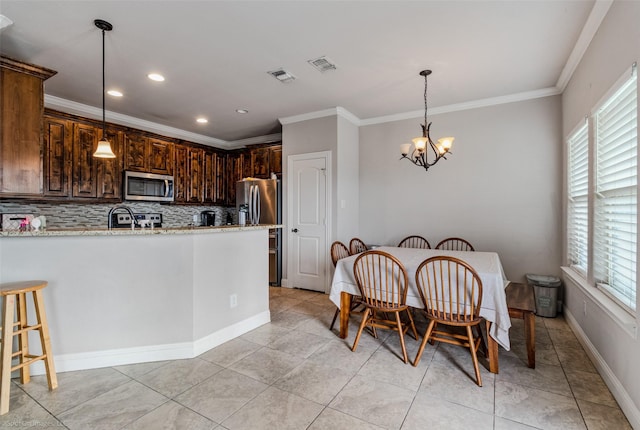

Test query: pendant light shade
[93,19,116,159]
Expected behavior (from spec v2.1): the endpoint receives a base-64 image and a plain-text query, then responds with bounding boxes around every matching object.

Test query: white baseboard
[564,308,640,429]
[25,311,271,376]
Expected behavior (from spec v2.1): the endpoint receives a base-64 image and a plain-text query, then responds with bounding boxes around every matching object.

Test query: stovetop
[111,213,162,228]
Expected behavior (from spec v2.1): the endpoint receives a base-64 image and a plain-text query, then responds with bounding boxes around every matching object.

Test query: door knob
[291,228,298,233]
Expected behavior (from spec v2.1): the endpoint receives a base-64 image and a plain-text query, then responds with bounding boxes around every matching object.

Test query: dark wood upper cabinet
[0,56,56,195]
[250,146,271,179]
[149,138,173,175]
[43,117,71,197]
[270,146,282,177]
[187,147,204,203]
[97,128,121,199]
[72,123,98,198]
[174,145,188,203]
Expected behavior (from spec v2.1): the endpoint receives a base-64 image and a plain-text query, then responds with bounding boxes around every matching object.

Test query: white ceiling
[1,1,603,148]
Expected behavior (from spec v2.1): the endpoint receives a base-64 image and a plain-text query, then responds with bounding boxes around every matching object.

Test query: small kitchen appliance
[200,211,216,226]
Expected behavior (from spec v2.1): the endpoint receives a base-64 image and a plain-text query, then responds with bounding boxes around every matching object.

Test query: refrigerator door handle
[249,185,255,224]
[254,185,261,224]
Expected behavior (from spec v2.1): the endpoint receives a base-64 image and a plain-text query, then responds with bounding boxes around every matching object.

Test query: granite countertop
[0,224,281,237]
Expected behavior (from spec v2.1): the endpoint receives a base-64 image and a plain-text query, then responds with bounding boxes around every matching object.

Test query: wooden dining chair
[413,256,484,386]
[329,241,353,330]
[349,237,367,254]
[351,250,418,363]
[397,235,431,249]
[435,237,475,251]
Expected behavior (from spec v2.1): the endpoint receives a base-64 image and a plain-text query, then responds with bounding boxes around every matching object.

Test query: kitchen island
[0,225,278,374]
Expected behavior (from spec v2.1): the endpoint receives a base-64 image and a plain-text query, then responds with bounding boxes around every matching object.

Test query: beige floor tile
[222,386,323,430]
[576,398,632,430]
[122,401,217,430]
[548,327,582,349]
[555,345,597,373]
[229,347,304,384]
[174,368,268,423]
[420,360,495,414]
[401,391,494,430]
[198,337,262,367]
[270,296,303,313]
[17,367,131,415]
[307,339,377,373]
[273,361,354,405]
[136,358,223,398]
[114,360,170,380]
[267,329,331,358]
[57,380,168,430]
[566,369,618,407]
[495,381,586,430]
[240,323,292,346]
[329,375,415,430]
[496,354,572,396]
[494,416,541,430]
[295,316,342,340]
[307,407,385,430]
[543,315,572,331]
[358,341,429,392]
[0,384,64,429]
[270,309,314,329]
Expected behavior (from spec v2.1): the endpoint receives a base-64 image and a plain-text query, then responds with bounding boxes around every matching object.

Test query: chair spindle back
[353,250,408,311]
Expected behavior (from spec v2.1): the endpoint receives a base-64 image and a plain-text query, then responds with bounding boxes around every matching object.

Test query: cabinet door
[214,152,226,205]
[124,133,148,172]
[226,152,244,206]
[203,150,215,203]
[43,117,71,196]
[174,145,188,203]
[187,147,204,203]
[270,145,282,177]
[0,67,44,194]
[149,138,173,175]
[97,128,121,199]
[251,147,270,178]
[72,123,98,198]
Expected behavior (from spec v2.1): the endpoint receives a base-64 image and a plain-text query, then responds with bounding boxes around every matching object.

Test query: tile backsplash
[0,202,237,229]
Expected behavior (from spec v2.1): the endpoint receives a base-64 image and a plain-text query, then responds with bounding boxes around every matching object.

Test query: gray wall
[358,96,563,282]
[561,0,640,421]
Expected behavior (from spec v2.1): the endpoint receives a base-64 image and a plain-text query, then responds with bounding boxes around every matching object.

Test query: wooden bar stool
[1,280,57,415]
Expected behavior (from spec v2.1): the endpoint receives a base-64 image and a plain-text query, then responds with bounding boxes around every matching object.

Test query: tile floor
[0,287,633,430]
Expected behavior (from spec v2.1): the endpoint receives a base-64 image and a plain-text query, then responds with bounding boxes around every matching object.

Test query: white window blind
[593,71,637,312]
[567,123,589,275]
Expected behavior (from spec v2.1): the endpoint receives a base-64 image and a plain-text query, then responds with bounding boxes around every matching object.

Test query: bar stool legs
[0,281,57,415]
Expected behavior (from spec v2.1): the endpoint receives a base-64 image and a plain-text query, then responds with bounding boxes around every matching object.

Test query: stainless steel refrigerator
[236,178,282,286]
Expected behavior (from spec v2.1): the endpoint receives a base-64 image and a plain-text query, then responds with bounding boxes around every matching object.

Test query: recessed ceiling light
[148,73,165,82]
[236,109,249,114]
[196,117,208,124]
[107,90,123,97]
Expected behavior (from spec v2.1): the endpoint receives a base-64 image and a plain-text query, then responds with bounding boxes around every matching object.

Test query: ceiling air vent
[308,56,336,73]
[268,68,296,83]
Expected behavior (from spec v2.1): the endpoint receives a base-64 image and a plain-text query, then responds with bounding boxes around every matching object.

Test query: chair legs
[467,325,482,387]
[351,307,416,364]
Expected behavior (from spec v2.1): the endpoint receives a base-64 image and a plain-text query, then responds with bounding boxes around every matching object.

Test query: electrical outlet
[230,294,238,308]
[583,300,587,316]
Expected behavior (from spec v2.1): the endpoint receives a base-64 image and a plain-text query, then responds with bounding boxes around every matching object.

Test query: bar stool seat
[1,280,57,415]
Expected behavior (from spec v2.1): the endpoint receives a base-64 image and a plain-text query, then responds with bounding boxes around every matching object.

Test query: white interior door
[287,152,329,292]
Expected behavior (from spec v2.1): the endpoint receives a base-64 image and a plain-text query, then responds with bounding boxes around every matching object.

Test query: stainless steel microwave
[124,171,174,202]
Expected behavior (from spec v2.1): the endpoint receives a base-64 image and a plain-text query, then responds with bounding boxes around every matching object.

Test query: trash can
[526,274,562,318]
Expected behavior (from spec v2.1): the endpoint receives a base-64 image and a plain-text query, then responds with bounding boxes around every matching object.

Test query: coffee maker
[200,210,216,226]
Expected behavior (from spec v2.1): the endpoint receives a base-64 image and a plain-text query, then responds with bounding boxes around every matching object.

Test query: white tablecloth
[330,246,511,350]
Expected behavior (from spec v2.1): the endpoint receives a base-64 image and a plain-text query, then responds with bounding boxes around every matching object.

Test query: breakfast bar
[0,225,275,374]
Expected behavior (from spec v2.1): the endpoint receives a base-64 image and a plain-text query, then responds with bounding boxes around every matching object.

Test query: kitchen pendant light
[93,19,116,159]
[399,70,453,171]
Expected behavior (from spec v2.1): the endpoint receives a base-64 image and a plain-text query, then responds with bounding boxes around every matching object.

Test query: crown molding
[555,0,614,92]
[226,133,283,149]
[279,106,361,126]
[360,86,561,126]
[44,95,230,148]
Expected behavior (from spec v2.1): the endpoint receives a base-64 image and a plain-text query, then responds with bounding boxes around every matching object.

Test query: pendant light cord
[423,73,428,137]
[101,28,106,137]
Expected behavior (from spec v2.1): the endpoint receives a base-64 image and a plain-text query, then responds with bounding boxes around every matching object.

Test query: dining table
[329,246,512,373]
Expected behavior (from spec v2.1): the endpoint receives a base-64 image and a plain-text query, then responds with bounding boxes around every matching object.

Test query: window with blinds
[567,123,589,276]
[593,71,637,312]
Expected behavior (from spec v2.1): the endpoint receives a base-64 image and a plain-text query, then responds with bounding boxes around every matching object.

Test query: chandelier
[400,70,453,171]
